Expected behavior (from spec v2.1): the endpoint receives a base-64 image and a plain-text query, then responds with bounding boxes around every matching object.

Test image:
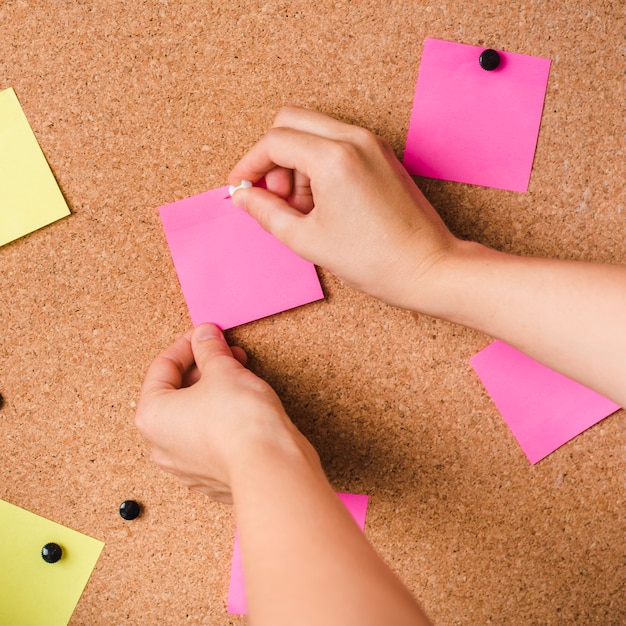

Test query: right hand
[228,106,457,308]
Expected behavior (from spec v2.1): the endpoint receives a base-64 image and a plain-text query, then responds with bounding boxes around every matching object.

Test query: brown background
[1,1,624,624]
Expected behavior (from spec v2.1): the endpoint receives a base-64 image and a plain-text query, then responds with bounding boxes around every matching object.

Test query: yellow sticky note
[0,499,105,626]
[0,87,70,247]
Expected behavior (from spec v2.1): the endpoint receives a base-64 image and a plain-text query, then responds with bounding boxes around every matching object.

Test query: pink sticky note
[159,187,323,329]
[470,341,621,464]
[403,38,551,192]
[227,492,369,615]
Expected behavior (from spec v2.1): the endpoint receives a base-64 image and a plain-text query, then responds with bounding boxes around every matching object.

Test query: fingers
[264,166,314,214]
[264,166,294,198]
[230,345,248,366]
[290,169,314,214]
[228,126,332,188]
[228,109,379,193]
[231,186,309,248]
[191,323,243,374]
[141,326,249,398]
[228,107,345,209]
[140,330,195,398]
[272,105,355,140]
[180,345,247,384]
[228,107,375,221]
[273,106,382,160]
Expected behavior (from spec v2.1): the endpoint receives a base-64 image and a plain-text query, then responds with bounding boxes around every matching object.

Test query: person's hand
[135,323,318,503]
[228,106,458,309]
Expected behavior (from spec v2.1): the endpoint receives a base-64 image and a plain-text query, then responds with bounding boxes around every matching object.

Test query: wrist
[403,238,497,319]
[228,417,324,492]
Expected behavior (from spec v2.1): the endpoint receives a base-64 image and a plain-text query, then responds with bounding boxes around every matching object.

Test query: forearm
[416,241,626,406]
[230,431,430,626]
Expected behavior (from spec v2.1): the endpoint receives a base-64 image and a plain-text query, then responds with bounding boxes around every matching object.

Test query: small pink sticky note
[227,492,369,615]
[403,38,551,192]
[470,341,621,464]
[159,187,324,329]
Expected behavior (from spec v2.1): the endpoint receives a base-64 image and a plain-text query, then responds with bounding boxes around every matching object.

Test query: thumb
[232,187,305,248]
[191,324,238,373]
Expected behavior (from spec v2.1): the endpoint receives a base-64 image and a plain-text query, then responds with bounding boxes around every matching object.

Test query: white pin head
[228,180,253,197]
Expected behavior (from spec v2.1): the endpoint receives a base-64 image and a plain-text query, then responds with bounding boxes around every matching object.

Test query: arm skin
[136,324,431,626]
[419,243,626,406]
[228,106,626,407]
[231,414,429,626]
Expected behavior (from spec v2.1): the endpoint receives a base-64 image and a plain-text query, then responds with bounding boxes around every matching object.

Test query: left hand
[135,324,311,503]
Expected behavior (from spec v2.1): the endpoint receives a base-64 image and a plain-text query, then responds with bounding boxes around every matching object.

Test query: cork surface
[1,1,624,624]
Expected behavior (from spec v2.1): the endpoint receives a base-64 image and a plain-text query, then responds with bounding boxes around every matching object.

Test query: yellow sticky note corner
[0,499,105,626]
[0,87,71,247]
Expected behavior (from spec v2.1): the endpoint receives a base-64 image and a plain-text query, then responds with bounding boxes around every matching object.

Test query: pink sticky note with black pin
[159,186,323,329]
[404,38,551,192]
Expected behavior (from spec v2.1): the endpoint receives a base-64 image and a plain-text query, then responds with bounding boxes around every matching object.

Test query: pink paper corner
[470,341,620,463]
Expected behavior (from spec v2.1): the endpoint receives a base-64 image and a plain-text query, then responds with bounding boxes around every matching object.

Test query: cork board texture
[1,1,624,624]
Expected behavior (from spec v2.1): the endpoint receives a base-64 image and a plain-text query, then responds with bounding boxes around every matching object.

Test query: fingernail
[194,323,222,341]
[228,180,252,197]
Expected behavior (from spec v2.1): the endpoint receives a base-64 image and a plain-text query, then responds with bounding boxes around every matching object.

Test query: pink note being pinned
[470,341,621,464]
[159,187,324,329]
[227,492,369,615]
[404,38,551,192]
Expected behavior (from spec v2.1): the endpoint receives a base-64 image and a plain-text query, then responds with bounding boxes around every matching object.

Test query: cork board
[1,1,624,624]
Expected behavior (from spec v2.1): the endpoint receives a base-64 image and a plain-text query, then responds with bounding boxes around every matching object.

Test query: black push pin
[0,393,4,410]
[41,542,63,563]
[479,48,501,71]
[119,500,141,520]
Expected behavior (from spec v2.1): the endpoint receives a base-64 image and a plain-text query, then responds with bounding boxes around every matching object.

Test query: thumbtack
[479,49,501,71]
[119,500,141,520]
[228,180,252,197]
[42,542,63,563]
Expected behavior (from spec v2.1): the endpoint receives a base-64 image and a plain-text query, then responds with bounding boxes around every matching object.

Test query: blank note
[470,341,621,463]
[159,186,324,329]
[0,87,70,246]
